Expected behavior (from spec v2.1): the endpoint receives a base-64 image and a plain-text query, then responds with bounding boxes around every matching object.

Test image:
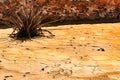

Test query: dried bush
[0,0,62,40]
[0,0,120,40]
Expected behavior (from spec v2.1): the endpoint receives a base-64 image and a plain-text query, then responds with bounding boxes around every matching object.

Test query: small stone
[84,55,88,57]
[55,63,61,67]
[25,72,30,74]
[80,56,83,59]
[92,46,99,47]
[23,75,26,77]
[4,75,13,78]
[13,60,17,63]
[72,37,75,39]
[25,48,30,50]
[2,50,6,52]
[84,32,89,34]
[73,47,76,49]
[97,48,105,52]
[7,46,10,47]
[28,57,31,59]
[78,44,82,46]
[70,44,73,46]
[41,68,45,71]
[93,37,96,39]
[42,47,47,49]
[75,52,78,54]
[66,61,72,64]
[86,43,91,45]
[56,47,60,49]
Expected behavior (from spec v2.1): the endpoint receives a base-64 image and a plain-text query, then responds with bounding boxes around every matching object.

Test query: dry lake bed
[0,23,120,80]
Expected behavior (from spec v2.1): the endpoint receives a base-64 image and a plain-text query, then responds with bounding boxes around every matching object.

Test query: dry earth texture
[0,23,120,80]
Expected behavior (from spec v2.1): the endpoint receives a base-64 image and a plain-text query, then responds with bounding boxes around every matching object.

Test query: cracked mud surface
[0,23,120,80]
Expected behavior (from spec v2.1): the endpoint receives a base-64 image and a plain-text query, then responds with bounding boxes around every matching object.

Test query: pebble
[97,48,105,52]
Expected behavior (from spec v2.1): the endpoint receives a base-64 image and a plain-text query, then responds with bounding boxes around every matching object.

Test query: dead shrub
[0,0,62,40]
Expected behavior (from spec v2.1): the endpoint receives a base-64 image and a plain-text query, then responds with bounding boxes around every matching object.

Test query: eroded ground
[0,23,120,80]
